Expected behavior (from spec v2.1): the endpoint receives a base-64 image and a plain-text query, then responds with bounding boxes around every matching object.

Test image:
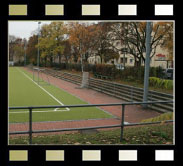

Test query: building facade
[88,45,173,69]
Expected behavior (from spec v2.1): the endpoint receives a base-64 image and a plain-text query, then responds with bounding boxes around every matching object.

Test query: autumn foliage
[9,21,173,69]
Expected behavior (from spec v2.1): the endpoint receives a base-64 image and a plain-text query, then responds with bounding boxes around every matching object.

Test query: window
[167,69,173,73]
[130,59,133,64]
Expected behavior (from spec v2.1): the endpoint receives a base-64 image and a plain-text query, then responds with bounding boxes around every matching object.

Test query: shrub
[95,64,116,76]
[117,66,144,82]
[14,61,24,66]
[141,112,173,123]
[126,76,135,82]
[150,67,157,77]
[84,64,96,72]
[149,77,173,90]
[50,62,168,85]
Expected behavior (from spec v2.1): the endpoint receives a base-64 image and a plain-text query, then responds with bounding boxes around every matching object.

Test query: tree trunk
[99,55,103,64]
[58,54,61,64]
[50,57,53,67]
[134,59,141,67]
[44,57,47,67]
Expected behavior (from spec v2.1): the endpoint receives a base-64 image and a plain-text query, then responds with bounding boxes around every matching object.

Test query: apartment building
[88,45,173,69]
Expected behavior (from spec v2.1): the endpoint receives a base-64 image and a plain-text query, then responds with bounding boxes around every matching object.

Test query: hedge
[149,77,173,90]
[42,62,166,82]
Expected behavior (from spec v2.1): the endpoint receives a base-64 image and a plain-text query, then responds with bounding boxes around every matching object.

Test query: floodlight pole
[81,54,83,73]
[143,22,152,108]
[24,43,26,66]
[79,40,83,73]
[37,22,41,68]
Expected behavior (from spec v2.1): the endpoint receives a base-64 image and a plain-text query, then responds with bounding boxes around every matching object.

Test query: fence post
[120,104,125,142]
[29,108,32,144]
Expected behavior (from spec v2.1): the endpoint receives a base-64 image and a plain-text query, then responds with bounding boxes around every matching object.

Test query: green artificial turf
[9,67,113,123]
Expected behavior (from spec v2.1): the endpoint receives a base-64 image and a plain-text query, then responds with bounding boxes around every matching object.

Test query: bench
[94,73,102,79]
[102,75,113,80]
[94,73,112,80]
[53,67,60,70]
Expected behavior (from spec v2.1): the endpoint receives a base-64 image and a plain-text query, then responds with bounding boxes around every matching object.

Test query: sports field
[9,67,113,123]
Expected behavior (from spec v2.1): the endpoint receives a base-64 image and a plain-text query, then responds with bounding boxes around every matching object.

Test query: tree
[26,35,38,64]
[13,39,24,63]
[110,22,174,67]
[68,22,99,64]
[9,35,17,61]
[49,22,67,64]
[62,40,72,63]
[38,22,66,66]
[37,24,52,66]
[94,22,119,64]
[9,36,25,63]
[67,22,80,63]
[103,49,119,63]
[160,22,173,61]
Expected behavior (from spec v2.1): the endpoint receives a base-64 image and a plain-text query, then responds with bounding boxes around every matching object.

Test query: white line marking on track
[16,68,70,111]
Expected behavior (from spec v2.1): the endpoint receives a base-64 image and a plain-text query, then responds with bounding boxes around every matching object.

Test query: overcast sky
[9,21,52,40]
[9,21,99,40]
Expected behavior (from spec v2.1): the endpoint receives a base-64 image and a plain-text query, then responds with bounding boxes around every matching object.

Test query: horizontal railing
[40,68,173,113]
[9,100,174,145]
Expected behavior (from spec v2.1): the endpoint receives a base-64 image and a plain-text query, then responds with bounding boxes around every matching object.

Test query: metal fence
[9,100,174,144]
[41,68,173,113]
